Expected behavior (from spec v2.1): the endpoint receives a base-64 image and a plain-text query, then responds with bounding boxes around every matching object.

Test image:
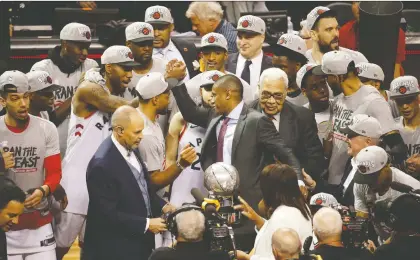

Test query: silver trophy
[204,162,241,225]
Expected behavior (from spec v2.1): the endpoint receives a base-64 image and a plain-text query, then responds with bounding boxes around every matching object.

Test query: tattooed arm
[77,82,138,113]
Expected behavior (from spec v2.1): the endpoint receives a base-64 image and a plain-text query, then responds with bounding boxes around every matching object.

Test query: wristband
[176,160,185,170]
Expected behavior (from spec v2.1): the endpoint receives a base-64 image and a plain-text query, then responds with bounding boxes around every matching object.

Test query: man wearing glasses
[250,67,326,182]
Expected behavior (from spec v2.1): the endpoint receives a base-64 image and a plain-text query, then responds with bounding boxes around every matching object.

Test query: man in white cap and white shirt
[134,72,197,247]
[305,6,368,66]
[356,62,400,118]
[186,33,254,102]
[26,71,61,121]
[31,22,98,157]
[226,15,273,94]
[146,5,198,80]
[312,50,406,186]
[270,33,309,106]
[389,76,420,179]
[55,45,139,260]
[353,145,420,242]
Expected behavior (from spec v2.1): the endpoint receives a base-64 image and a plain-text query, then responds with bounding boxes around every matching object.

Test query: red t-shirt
[339,20,406,64]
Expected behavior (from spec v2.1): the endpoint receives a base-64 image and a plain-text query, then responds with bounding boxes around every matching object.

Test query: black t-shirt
[0,230,6,260]
[374,236,420,260]
[311,244,372,260]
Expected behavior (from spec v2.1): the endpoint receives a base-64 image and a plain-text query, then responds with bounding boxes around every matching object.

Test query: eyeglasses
[260,92,284,102]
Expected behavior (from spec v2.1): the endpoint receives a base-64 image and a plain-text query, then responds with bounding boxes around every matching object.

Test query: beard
[318,37,339,54]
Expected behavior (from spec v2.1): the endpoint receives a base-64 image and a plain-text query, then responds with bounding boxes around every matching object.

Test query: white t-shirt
[286,92,308,107]
[305,47,368,65]
[395,117,420,156]
[304,102,333,143]
[328,86,396,184]
[31,58,98,157]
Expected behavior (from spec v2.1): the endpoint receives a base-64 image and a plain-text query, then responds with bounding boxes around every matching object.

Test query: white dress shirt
[216,101,244,165]
[153,40,190,81]
[235,50,263,94]
[111,134,149,232]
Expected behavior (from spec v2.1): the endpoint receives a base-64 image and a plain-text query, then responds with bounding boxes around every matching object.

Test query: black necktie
[241,60,252,84]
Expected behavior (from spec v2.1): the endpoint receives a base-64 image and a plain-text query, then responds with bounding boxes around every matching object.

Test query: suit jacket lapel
[202,115,222,150]
[260,55,272,75]
[279,102,294,139]
[231,106,248,160]
[228,53,239,73]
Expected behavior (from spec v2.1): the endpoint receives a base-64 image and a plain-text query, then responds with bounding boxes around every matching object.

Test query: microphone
[190,188,220,214]
[391,181,414,193]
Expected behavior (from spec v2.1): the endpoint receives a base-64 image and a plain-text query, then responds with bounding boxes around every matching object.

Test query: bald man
[272,228,302,260]
[84,106,173,260]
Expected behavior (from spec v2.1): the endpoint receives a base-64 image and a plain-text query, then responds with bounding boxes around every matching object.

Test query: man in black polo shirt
[0,178,26,260]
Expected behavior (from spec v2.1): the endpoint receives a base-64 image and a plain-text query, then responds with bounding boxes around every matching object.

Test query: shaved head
[111,105,138,129]
[272,228,301,260]
[213,74,243,99]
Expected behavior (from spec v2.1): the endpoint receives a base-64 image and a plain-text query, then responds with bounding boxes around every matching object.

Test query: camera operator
[0,178,25,260]
[353,146,420,244]
[148,207,230,260]
[311,207,372,260]
[373,194,420,260]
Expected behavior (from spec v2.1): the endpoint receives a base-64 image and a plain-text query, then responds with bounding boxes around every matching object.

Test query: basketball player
[166,70,221,207]
[0,70,62,260]
[31,22,98,157]
[55,45,139,260]
[389,76,420,179]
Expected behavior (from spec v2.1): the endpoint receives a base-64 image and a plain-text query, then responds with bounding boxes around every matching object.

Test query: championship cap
[199,70,224,88]
[201,33,228,52]
[26,71,61,93]
[60,22,92,42]
[237,15,266,35]
[135,72,171,99]
[356,62,385,82]
[273,33,307,56]
[296,63,318,89]
[145,5,174,25]
[340,114,382,139]
[310,192,339,207]
[312,50,354,76]
[125,22,154,43]
[354,146,389,185]
[101,46,139,67]
[389,76,420,99]
[0,70,29,93]
[306,6,336,30]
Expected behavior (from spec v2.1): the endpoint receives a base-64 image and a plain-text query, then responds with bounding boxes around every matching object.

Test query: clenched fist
[1,151,15,170]
[178,144,197,168]
[165,59,187,82]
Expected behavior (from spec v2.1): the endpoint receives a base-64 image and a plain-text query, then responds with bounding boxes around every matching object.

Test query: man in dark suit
[145,5,198,81]
[249,67,326,182]
[226,15,273,96]
[165,60,301,251]
[84,106,174,260]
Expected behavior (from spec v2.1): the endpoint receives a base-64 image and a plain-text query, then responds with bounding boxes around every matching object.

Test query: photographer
[148,207,230,260]
[311,207,371,260]
[0,178,26,260]
[373,194,420,260]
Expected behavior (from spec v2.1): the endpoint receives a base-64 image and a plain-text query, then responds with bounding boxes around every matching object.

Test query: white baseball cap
[306,6,336,30]
[201,33,228,52]
[135,72,171,99]
[389,76,420,99]
[340,114,383,139]
[145,5,173,25]
[125,22,154,43]
[273,33,307,56]
[310,192,339,207]
[101,46,139,67]
[313,50,354,76]
[237,15,266,35]
[0,70,29,93]
[356,62,385,82]
[60,22,92,42]
[354,146,389,185]
[26,71,61,93]
[199,70,225,87]
[296,64,318,89]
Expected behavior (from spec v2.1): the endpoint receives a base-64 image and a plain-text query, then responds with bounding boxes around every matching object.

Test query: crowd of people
[1,1,420,260]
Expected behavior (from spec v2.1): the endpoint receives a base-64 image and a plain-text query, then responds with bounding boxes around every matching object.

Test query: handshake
[147,203,176,234]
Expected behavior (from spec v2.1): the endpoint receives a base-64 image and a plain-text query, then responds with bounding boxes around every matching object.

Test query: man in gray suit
[165,60,301,251]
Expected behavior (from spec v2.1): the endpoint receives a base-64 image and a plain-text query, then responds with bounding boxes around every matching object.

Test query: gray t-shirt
[328,85,396,184]
[0,115,60,191]
[395,117,420,156]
